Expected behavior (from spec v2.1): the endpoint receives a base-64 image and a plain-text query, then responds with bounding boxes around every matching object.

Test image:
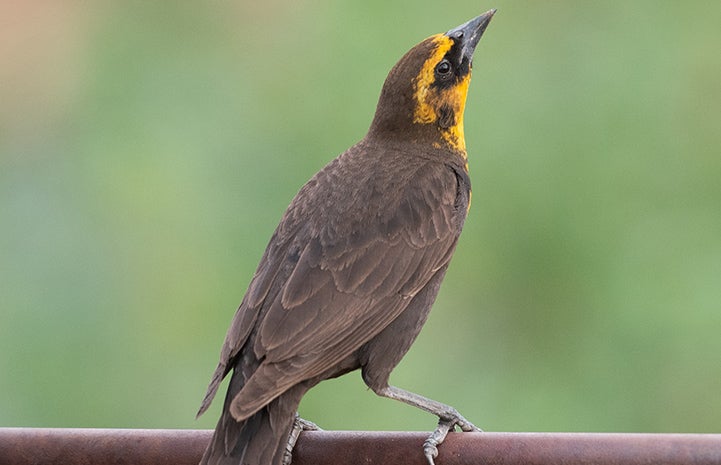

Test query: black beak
[446,9,496,64]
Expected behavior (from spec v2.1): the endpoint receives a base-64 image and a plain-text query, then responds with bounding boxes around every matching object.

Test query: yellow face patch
[412,35,471,156]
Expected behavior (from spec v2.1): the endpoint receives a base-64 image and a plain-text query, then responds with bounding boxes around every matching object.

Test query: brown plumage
[198,10,495,465]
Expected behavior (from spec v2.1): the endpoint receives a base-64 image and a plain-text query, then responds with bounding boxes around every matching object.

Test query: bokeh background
[2,1,720,433]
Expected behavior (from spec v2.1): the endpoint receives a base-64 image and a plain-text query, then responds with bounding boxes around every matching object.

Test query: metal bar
[0,428,210,465]
[1,428,720,465]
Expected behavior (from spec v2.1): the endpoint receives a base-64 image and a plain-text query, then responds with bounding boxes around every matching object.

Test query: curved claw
[423,412,483,465]
[296,416,322,431]
[282,414,322,465]
[454,415,483,433]
[439,406,483,432]
[372,386,482,464]
[423,419,454,465]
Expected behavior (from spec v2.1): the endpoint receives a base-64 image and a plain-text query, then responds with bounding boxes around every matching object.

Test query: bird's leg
[282,413,322,465]
[376,385,482,465]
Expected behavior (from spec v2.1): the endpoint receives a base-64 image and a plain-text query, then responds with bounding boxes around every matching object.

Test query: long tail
[199,371,306,465]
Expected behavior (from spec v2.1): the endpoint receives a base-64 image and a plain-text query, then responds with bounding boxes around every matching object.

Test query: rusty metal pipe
[0,428,210,465]
[1,428,720,465]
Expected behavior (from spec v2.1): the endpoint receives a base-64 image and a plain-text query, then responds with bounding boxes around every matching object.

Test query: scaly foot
[423,410,482,465]
[282,414,322,465]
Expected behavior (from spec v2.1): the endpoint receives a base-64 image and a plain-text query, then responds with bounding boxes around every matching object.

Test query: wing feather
[201,147,469,420]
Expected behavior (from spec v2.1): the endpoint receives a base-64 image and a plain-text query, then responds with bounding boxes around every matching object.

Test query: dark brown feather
[198,20,481,465]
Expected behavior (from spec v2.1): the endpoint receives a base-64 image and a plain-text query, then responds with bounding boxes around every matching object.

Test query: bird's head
[367,10,495,158]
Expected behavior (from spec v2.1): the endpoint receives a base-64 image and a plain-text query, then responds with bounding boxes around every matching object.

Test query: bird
[197,9,496,465]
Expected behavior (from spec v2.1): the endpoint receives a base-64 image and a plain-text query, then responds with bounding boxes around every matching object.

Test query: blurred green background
[2,1,720,433]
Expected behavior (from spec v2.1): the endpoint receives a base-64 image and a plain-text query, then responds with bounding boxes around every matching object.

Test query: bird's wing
[196,223,304,417]
[199,159,468,419]
[230,161,466,419]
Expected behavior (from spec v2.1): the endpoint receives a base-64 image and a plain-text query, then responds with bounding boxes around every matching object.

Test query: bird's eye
[435,60,452,78]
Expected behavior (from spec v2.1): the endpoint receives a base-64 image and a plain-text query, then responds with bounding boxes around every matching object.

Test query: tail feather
[199,374,308,465]
[197,361,227,419]
[200,406,288,465]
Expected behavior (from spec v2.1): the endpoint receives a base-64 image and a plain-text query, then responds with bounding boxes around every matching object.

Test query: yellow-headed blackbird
[198,10,496,465]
